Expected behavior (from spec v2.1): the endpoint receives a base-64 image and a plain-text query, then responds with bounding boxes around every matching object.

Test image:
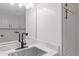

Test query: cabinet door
[8,14,26,29]
[63,3,76,13]
[17,15,26,29]
[63,8,76,56]
[9,15,19,28]
[0,15,9,28]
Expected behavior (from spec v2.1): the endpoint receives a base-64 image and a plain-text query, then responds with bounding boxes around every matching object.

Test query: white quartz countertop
[0,40,59,56]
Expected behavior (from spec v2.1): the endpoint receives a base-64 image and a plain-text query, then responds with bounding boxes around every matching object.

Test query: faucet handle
[25,33,28,36]
[22,33,28,36]
[14,31,19,33]
[23,42,26,45]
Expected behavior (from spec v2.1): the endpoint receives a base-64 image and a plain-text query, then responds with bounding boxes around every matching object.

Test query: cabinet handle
[9,24,12,29]
[65,9,68,19]
[11,24,12,28]
[65,3,68,6]
[9,24,10,28]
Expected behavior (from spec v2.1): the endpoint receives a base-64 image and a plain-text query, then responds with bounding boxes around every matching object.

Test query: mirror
[0,3,37,44]
[0,3,26,29]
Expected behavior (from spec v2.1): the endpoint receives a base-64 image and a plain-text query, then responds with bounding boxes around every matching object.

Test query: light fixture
[18,3,24,8]
[29,3,34,8]
[25,4,30,9]
[9,3,34,9]
[9,2,15,5]
[25,3,34,9]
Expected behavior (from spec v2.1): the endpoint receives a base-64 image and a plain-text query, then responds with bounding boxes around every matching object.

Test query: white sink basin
[8,47,47,56]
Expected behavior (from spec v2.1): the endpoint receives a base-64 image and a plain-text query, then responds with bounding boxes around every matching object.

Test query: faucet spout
[21,33,28,48]
[14,31,21,42]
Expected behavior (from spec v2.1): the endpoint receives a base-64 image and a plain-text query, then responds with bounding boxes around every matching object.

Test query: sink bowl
[8,47,47,56]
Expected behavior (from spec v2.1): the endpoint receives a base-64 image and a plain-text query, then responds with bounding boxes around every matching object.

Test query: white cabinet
[0,15,9,28]
[8,14,26,29]
[0,14,25,29]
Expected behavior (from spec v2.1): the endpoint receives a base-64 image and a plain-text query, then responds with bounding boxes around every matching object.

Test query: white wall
[37,3,62,46]
[76,4,79,55]
[26,4,37,44]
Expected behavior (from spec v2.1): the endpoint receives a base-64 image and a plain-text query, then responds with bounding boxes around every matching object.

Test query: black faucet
[21,33,28,48]
[14,31,21,42]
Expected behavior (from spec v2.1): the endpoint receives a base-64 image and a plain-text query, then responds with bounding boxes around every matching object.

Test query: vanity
[0,40,59,56]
